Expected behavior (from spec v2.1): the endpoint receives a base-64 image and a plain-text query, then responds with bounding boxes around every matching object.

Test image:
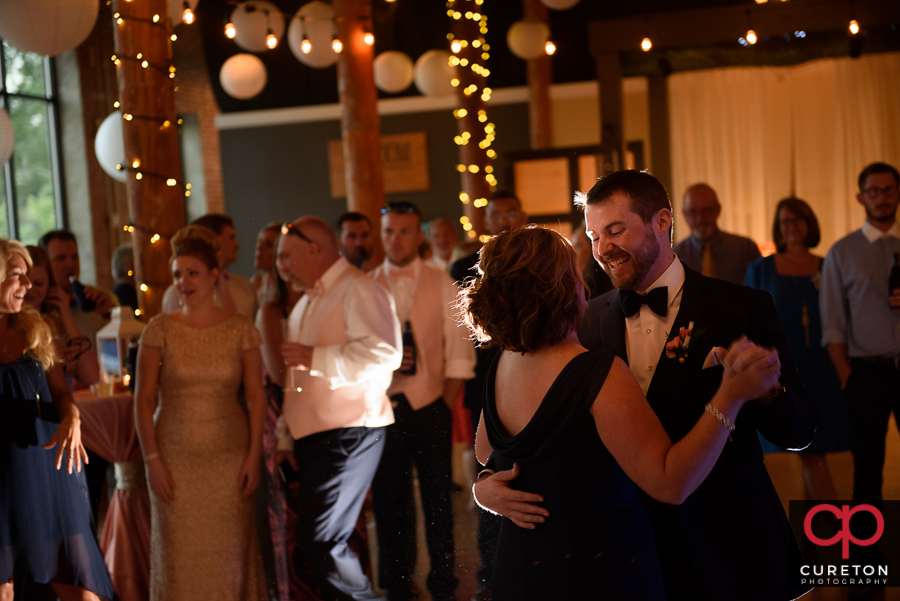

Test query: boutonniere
[665,321,710,363]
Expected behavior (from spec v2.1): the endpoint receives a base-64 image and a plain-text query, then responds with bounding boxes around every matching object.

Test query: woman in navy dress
[0,238,113,601]
[745,197,849,500]
[461,227,781,600]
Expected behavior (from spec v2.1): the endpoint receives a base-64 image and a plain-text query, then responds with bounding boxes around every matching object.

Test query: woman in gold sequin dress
[135,225,267,601]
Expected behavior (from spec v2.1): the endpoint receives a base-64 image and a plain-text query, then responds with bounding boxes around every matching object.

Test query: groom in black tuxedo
[476,170,816,601]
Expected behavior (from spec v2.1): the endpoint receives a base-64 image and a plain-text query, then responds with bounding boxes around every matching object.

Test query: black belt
[856,356,900,369]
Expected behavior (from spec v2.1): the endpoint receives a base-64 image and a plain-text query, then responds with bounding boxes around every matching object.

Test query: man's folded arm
[310,280,402,387]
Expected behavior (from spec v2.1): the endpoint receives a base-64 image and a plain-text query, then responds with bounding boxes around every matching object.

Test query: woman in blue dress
[745,197,850,500]
[0,238,113,600]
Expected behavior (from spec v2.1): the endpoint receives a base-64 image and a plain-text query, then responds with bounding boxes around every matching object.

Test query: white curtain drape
[668,52,900,253]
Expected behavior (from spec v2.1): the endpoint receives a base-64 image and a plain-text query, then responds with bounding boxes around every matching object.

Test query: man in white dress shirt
[371,202,475,601]
[161,214,257,318]
[275,216,402,601]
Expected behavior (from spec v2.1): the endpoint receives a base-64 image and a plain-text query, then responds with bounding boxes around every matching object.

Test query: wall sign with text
[327,132,430,198]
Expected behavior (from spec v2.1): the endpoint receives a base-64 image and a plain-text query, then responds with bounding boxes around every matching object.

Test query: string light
[545,40,556,55]
[332,34,342,53]
[225,21,236,39]
[849,19,859,35]
[301,34,312,54]
[641,37,652,51]
[266,29,278,49]
[364,29,375,46]
[182,1,194,25]
[746,29,757,44]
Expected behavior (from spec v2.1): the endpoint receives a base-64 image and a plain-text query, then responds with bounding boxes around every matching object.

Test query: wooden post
[523,0,553,150]
[596,52,624,173]
[112,0,186,318]
[451,1,491,236]
[334,0,385,263]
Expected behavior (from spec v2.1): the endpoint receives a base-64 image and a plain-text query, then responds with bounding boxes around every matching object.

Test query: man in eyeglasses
[274,216,402,601]
[820,162,900,591]
[672,183,760,285]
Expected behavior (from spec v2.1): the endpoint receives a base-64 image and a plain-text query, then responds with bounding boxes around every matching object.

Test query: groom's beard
[600,227,660,291]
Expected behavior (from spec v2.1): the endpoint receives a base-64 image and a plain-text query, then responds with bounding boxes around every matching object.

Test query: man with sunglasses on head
[371,202,475,601]
[820,162,900,596]
[673,183,760,285]
[274,216,402,601]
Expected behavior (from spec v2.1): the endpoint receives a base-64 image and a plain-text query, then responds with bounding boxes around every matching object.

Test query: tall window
[0,40,64,243]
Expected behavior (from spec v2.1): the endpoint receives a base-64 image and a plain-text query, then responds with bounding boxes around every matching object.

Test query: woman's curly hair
[459,225,586,354]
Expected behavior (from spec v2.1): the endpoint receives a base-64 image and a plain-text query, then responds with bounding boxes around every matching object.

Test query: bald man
[673,184,760,285]
[274,216,402,600]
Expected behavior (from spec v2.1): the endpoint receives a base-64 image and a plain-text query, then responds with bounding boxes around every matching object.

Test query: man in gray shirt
[672,183,760,285]
[820,162,900,573]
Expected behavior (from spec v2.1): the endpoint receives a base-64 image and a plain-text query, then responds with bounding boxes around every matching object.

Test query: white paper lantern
[288,1,338,69]
[0,108,14,167]
[374,51,414,94]
[0,0,99,57]
[506,19,550,60]
[168,0,199,27]
[231,0,285,53]
[94,111,127,182]
[540,0,581,9]
[414,50,456,98]
[220,53,267,99]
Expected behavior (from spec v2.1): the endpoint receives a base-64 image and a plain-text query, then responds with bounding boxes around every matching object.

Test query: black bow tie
[620,287,668,318]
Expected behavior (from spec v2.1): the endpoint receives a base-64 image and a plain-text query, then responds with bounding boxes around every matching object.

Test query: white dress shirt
[624,257,686,395]
[372,257,476,410]
[277,257,402,447]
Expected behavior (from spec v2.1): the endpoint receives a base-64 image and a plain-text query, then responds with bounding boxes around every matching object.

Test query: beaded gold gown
[140,313,267,601]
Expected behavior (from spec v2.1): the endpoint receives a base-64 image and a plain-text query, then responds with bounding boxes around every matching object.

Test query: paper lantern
[288,1,338,69]
[168,0,199,27]
[94,111,127,183]
[0,0,99,57]
[506,19,550,60]
[374,51,414,94]
[231,0,285,53]
[414,50,456,98]
[0,108,13,166]
[540,0,581,9]
[220,53,267,99]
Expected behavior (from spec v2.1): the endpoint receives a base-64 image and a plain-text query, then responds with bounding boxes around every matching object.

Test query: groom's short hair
[577,170,673,242]
[579,170,671,224]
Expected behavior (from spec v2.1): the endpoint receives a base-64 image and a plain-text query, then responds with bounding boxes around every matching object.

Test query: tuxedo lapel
[645,265,714,427]
[598,291,628,361]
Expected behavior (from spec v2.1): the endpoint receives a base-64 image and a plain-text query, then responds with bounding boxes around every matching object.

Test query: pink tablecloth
[74,391,150,601]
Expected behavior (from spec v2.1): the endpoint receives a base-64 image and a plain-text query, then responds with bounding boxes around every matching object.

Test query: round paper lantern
[288,1,338,69]
[168,0,199,27]
[414,50,456,98]
[220,53,267,99]
[231,0,285,53]
[374,51,414,94]
[0,108,14,167]
[94,111,126,183]
[506,19,550,60]
[540,0,581,9]
[0,0,99,57]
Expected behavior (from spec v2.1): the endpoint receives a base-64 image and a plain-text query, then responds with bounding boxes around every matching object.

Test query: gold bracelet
[705,403,734,441]
[143,452,160,462]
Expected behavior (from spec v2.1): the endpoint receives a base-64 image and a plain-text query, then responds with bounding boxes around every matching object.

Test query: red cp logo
[803,504,884,559]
